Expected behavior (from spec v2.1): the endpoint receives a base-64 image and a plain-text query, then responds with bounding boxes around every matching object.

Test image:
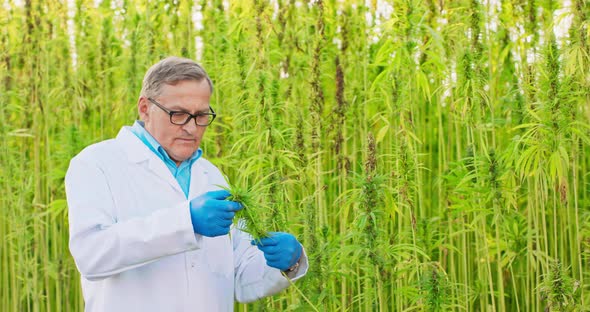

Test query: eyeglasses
[148,97,216,126]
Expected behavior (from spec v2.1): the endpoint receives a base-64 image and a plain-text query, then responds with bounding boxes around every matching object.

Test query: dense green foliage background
[1,0,589,311]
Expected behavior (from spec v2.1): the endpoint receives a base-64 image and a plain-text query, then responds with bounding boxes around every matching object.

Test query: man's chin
[170,150,197,162]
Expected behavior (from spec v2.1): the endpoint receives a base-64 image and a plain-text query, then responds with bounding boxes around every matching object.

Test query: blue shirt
[130,121,202,198]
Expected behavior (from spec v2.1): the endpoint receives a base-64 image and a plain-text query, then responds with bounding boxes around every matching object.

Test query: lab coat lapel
[147,157,184,195]
[117,126,184,196]
[189,160,209,199]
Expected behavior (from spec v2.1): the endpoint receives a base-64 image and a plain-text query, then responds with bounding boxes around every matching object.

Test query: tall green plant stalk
[358,133,386,311]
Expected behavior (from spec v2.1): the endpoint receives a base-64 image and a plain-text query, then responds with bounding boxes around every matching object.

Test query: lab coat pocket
[204,235,233,279]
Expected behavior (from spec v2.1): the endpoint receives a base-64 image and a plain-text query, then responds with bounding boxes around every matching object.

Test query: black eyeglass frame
[147,97,217,126]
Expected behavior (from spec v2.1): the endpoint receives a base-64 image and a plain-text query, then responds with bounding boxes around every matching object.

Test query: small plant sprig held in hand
[217,182,269,243]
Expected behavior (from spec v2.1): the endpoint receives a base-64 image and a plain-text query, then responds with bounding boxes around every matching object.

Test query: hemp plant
[538,260,580,311]
[218,180,270,243]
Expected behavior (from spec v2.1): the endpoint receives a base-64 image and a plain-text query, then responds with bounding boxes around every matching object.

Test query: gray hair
[140,56,213,98]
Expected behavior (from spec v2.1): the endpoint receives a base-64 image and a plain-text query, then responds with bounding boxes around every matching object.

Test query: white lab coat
[65,126,308,312]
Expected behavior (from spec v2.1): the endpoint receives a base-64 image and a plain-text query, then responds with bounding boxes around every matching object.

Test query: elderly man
[65,56,307,311]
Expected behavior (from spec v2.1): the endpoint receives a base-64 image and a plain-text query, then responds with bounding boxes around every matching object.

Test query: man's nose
[181,117,199,133]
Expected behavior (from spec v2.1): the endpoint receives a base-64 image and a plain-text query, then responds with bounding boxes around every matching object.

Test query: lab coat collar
[117,126,156,164]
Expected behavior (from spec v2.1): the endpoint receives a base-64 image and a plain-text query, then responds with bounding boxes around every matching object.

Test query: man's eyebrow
[169,106,210,113]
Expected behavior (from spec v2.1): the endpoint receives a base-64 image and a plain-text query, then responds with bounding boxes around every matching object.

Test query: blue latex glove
[189,190,242,237]
[251,232,302,271]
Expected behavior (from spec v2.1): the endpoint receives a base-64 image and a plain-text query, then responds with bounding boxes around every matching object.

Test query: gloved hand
[189,190,242,237]
[251,232,302,271]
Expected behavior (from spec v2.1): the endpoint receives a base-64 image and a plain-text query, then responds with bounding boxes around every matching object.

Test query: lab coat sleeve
[232,227,308,303]
[65,157,200,281]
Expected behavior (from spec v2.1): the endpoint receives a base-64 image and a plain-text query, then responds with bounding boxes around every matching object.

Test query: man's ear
[138,97,150,121]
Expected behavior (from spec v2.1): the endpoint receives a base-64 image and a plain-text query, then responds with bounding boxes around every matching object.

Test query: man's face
[138,79,211,165]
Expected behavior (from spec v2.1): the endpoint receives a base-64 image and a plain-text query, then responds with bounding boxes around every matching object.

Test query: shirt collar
[131,120,202,166]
